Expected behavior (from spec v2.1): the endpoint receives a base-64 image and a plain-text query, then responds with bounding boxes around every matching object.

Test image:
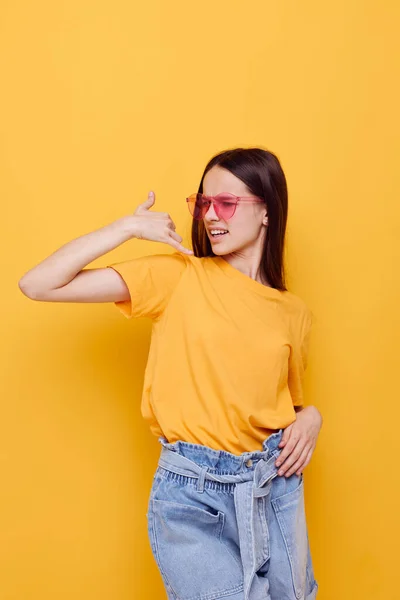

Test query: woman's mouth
[209,229,229,240]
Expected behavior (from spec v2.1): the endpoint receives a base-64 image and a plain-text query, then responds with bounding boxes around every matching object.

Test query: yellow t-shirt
[107,252,313,454]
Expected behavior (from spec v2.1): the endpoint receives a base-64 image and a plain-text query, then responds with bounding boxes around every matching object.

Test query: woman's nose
[204,200,219,220]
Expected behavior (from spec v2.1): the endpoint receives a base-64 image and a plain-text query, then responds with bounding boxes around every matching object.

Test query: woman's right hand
[128,191,193,255]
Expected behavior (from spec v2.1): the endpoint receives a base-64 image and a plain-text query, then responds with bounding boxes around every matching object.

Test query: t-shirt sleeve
[106,251,188,320]
[287,306,314,406]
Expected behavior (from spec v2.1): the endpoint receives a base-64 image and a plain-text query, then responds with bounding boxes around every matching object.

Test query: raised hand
[130,191,193,255]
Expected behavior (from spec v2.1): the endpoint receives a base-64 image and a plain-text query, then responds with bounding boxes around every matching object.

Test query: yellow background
[2,1,399,598]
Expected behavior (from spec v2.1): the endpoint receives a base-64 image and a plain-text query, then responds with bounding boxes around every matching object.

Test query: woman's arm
[18,216,137,301]
[18,191,192,303]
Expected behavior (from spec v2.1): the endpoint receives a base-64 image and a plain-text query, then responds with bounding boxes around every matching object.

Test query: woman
[19,147,322,599]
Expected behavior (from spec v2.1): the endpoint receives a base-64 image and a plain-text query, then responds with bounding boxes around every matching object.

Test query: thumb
[139,190,156,211]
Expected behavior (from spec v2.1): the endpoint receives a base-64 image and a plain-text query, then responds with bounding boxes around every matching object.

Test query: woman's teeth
[210,230,228,236]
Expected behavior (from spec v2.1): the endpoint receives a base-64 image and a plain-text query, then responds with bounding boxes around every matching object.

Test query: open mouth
[209,229,229,238]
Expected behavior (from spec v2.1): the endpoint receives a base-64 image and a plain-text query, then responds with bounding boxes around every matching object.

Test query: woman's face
[202,165,268,257]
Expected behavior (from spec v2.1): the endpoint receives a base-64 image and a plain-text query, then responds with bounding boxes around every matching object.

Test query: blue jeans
[146,429,318,600]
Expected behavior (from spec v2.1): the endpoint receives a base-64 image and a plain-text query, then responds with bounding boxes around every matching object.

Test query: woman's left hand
[275,406,323,477]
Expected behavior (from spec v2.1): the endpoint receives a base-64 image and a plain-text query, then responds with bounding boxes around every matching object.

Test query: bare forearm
[19,216,137,293]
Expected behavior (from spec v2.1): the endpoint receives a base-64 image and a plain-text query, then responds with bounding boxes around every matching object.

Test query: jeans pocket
[146,470,164,519]
[148,498,243,600]
[271,477,308,599]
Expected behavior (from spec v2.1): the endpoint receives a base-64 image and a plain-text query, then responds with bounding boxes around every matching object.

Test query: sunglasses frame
[186,192,265,221]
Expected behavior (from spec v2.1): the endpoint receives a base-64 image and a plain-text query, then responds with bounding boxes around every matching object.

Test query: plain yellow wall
[1,1,399,598]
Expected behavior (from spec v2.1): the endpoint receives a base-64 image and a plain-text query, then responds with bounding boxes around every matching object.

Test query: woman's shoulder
[281,289,309,308]
[279,289,313,322]
[170,252,215,268]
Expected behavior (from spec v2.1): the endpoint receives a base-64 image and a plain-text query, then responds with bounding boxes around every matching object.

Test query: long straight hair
[191,147,288,291]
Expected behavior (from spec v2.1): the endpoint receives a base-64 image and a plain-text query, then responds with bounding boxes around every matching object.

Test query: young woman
[19,147,322,600]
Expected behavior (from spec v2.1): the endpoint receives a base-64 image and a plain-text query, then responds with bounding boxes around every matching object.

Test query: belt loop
[196,466,208,493]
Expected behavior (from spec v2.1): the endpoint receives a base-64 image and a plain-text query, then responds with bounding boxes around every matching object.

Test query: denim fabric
[146,429,318,600]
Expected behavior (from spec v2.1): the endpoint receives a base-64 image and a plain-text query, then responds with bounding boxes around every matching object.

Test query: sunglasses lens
[186,193,237,220]
[215,194,237,220]
[187,194,207,220]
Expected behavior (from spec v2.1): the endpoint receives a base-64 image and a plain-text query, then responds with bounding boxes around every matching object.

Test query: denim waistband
[157,429,284,475]
[156,429,285,599]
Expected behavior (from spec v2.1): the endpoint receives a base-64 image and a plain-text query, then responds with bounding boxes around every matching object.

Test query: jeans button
[245,459,253,467]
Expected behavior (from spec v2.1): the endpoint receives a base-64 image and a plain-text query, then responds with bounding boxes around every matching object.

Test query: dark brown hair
[191,147,288,291]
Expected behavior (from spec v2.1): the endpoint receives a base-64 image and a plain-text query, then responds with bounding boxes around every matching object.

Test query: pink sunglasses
[186,192,265,221]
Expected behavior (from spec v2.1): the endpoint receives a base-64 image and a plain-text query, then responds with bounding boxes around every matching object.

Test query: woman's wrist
[115,215,141,238]
[302,405,323,426]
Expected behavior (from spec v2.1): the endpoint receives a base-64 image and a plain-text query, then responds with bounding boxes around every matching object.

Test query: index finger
[275,435,299,465]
